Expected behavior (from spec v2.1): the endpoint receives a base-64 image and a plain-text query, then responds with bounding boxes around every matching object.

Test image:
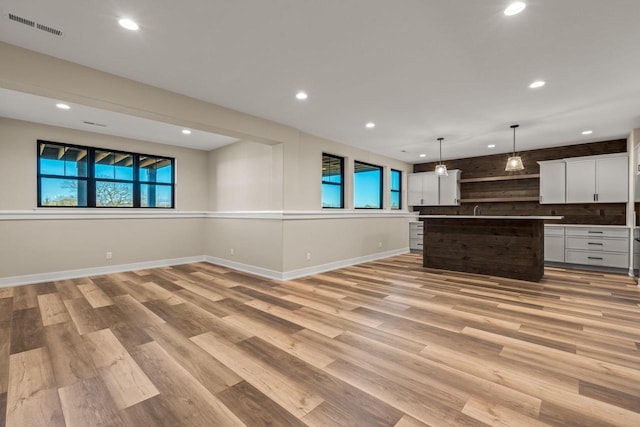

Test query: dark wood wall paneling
[413,139,628,225]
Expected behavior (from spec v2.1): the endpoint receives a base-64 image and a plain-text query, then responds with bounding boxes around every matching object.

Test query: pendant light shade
[435,137,448,176]
[505,124,524,171]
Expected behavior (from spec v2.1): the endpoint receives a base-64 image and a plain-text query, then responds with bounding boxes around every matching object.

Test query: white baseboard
[204,248,410,281]
[0,256,206,288]
[280,248,410,281]
[0,248,411,288]
[203,256,284,281]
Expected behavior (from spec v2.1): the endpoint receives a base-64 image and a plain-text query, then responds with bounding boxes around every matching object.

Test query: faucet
[473,205,480,216]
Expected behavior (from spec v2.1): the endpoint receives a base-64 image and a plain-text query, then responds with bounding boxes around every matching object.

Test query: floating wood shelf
[460,197,540,203]
[459,173,540,184]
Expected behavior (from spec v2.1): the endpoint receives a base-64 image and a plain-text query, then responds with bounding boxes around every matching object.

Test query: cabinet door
[539,162,565,204]
[407,173,424,206]
[566,159,596,203]
[438,170,460,206]
[544,235,565,262]
[596,156,628,202]
[421,173,440,205]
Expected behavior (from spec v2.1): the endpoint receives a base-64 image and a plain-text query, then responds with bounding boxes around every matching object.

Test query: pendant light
[505,124,524,171]
[435,137,448,176]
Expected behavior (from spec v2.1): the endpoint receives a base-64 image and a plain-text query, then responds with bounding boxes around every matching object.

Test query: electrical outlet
[106,251,112,260]
[306,252,312,260]
[230,248,235,255]
[378,241,383,248]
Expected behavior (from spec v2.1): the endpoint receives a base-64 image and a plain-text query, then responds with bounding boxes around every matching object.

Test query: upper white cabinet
[539,160,566,204]
[565,154,628,203]
[408,172,438,206]
[408,170,461,206]
[566,159,597,203]
[438,170,461,206]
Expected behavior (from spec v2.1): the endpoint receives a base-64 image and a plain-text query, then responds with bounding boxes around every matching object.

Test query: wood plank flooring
[1,254,640,426]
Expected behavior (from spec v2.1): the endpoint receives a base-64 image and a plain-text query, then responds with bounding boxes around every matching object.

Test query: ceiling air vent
[36,22,63,37]
[83,121,107,128]
[8,13,35,28]
[4,11,63,37]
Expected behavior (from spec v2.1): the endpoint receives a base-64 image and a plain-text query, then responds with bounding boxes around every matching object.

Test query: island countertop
[421,215,559,281]
[418,215,563,220]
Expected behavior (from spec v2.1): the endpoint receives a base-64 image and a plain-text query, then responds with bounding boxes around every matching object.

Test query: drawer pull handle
[587,231,603,234]
[587,242,604,246]
[588,256,603,260]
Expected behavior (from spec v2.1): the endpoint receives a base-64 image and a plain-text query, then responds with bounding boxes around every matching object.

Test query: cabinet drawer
[565,237,629,253]
[410,222,424,230]
[410,229,424,239]
[410,238,423,250]
[565,227,629,238]
[565,250,628,269]
[544,226,564,237]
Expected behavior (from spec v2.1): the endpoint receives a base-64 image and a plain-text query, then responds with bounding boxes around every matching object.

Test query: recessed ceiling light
[295,91,308,100]
[488,144,496,148]
[529,80,546,89]
[504,2,526,16]
[419,154,427,158]
[182,129,192,135]
[582,130,593,135]
[118,18,139,31]
[365,122,375,129]
[56,103,70,110]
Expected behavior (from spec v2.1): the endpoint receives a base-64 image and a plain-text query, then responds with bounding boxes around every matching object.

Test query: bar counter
[419,215,562,282]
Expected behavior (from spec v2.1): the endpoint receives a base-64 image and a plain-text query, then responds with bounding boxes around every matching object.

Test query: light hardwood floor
[1,253,640,426]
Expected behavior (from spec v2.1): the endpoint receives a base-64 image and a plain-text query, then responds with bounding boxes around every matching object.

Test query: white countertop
[545,223,631,228]
[418,215,563,220]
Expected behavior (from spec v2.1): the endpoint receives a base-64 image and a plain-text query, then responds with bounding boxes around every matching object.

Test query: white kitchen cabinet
[407,172,439,206]
[595,156,628,202]
[409,221,424,251]
[544,226,565,262]
[407,170,460,206]
[565,154,628,203]
[539,161,565,204]
[564,226,630,269]
[438,170,461,206]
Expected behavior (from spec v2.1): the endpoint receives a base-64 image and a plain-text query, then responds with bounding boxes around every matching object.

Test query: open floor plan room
[1,254,639,426]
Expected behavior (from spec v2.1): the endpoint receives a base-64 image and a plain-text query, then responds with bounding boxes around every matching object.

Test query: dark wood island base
[422,216,561,282]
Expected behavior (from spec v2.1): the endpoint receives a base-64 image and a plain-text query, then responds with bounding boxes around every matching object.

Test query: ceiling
[0,88,238,150]
[1,0,639,163]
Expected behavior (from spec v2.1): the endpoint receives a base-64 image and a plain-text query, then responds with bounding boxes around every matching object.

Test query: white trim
[0,209,206,220]
[0,209,417,221]
[205,248,409,281]
[280,248,410,280]
[0,256,206,288]
[203,256,284,280]
[207,248,412,281]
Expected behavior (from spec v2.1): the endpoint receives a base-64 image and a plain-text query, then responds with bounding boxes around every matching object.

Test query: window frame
[37,140,175,209]
[390,169,402,210]
[321,153,345,209]
[353,160,383,210]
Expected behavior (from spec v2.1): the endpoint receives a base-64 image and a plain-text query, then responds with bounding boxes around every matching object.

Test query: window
[38,140,175,208]
[322,153,344,208]
[354,161,382,209]
[390,169,401,210]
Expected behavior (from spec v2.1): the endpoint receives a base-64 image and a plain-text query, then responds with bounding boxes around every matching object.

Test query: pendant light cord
[511,124,519,156]
[438,137,444,164]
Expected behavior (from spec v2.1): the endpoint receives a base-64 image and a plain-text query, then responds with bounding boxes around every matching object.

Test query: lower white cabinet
[544,226,565,262]
[410,222,424,251]
[545,225,630,269]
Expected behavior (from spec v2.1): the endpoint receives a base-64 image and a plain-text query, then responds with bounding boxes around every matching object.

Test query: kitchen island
[420,215,562,282]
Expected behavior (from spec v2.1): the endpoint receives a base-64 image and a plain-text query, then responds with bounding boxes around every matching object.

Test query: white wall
[0,118,209,281]
[0,44,414,284]
[207,140,283,211]
[0,118,209,211]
